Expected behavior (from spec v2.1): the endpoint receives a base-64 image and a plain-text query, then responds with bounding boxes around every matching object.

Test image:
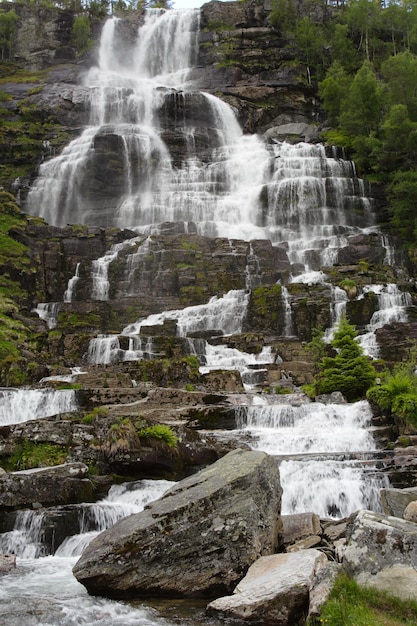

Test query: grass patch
[316,572,417,626]
[4,440,67,471]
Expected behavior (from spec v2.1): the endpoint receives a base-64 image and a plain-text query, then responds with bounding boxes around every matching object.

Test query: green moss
[179,285,206,304]
[4,440,67,471]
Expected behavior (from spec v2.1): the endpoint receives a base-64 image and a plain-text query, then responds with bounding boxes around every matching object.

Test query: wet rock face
[0,463,94,510]
[10,3,76,70]
[73,449,282,599]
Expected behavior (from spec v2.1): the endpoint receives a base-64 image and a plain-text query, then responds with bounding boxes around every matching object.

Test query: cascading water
[236,397,389,517]
[25,10,376,274]
[0,387,78,425]
[0,479,187,626]
[358,284,412,357]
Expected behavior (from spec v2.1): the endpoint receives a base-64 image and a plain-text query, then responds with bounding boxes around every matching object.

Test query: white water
[32,302,60,329]
[0,388,78,425]
[64,263,81,303]
[236,398,389,517]
[87,289,250,365]
[359,284,412,357]
[10,7,398,619]
[26,10,375,275]
[0,480,182,626]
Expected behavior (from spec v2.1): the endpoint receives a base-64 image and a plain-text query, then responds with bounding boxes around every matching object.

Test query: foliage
[314,317,376,401]
[82,407,108,423]
[318,61,352,125]
[316,571,417,626]
[387,170,417,244]
[367,356,417,430]
[0,9,18,61]
[71,15,91,55]
[4,440,67,471]
[137,423,178,448]
[305,326,327,371]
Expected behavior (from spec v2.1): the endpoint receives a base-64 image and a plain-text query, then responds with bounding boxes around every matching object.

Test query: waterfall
[237,398,389,517]
[0,479,175,625]
[25,10,375,277]
[63,263,80,303]
[0,510,47,559]
[0,388,78,425]
[123,289,249,337]
[32,302,60,329]
[281,286,294,336]
[358,284,411,357]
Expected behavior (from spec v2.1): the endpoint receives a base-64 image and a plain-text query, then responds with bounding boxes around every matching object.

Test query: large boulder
[343,509,417,600]
[206,549,328,624]
[380,486,417,518]
[0,463,94,510]
[73,448,282,598]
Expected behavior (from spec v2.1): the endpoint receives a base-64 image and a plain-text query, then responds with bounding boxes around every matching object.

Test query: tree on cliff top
[314,316,377,401]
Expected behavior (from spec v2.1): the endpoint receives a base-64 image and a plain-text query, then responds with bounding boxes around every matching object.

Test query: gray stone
[0,463,94,510]
[308,562,341,620]
[315,392,347,405]
[380,486,417,518]
[207,549,328,625]
[356,564,417,601]
[281,512,321,546]
[0,554,16,573]
[73,449,282,599]
[286,535,321,552]
[323,519,347,542]
[343,509,417,581]
[404,501,417,523]
[264,123,320,143]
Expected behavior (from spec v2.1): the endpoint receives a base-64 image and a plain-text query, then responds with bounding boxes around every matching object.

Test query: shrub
[137,424,178,448]
[366,362,417,431]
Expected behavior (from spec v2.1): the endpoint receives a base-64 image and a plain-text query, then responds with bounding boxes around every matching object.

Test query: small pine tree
[314,317,376,401]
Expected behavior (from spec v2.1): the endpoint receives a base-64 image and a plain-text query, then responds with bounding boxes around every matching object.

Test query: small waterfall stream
[0,388,78,425]
[236,397,389,518]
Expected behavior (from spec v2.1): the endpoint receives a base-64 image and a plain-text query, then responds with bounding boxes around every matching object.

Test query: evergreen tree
[0,9,19,61]
[315,317,376,401]
[339,61,384,137]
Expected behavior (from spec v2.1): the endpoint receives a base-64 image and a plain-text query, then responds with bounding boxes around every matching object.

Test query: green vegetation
[71,16,91,55]
[311,317,376,401]
[3,440,67,471]
[316,572,417,626]
[82,407,108,424]
[137,424,178,448]
[367,355,417,431]
[0,9,19,61]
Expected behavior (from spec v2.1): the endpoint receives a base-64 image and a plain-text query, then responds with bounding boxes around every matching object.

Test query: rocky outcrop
[0,462,94,510]
[3,2,76,70]
[73,448,282,598]
[206,549,328,624]
[343,509,417,600]
[381,486,417,518]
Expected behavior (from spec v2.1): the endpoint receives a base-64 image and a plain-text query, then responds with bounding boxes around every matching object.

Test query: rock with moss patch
[73,448,282,598]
